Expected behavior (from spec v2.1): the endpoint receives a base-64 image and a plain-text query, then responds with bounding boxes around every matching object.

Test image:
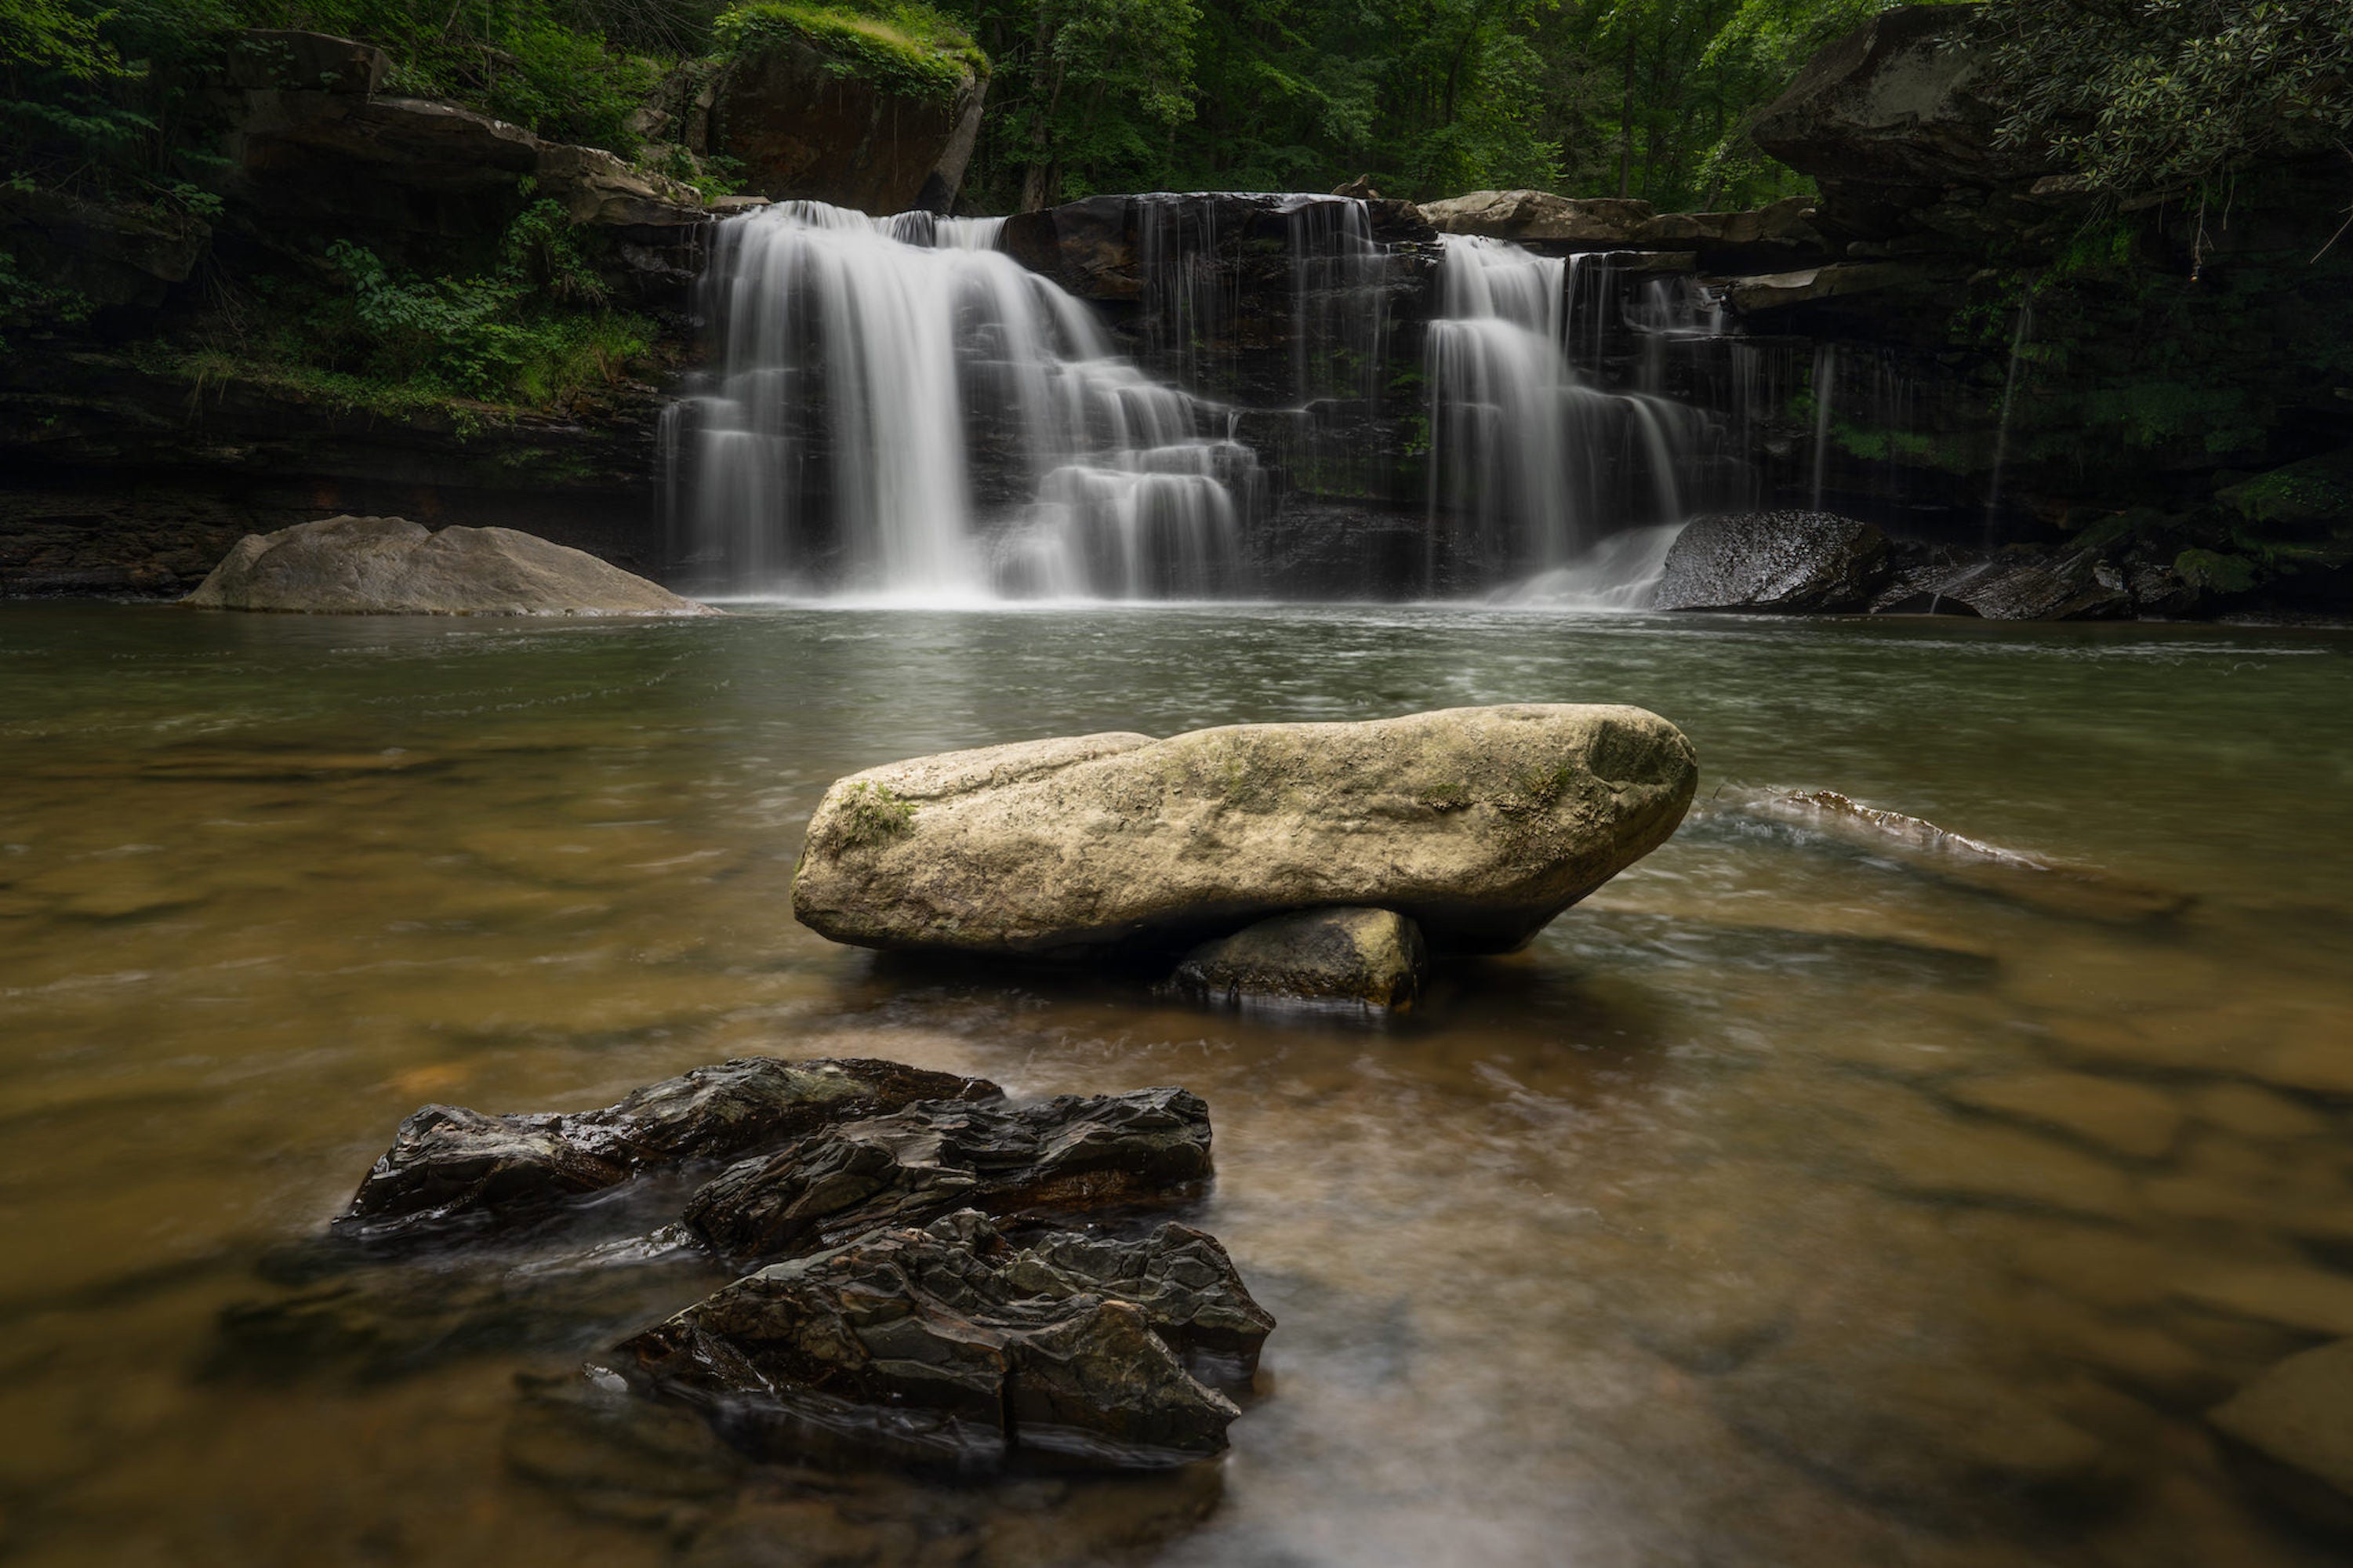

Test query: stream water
[3,601,2351,1566]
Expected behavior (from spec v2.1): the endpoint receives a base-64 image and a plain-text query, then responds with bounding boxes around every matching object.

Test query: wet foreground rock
[340,1056,997,1238]
[683,1087,1214,1266]
[316,1058,1266,1475]
[185,515,719,615]
[620,1210,1272,1468]
[791,704,1698,961]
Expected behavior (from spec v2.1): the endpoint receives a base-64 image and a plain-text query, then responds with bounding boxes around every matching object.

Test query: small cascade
[666,200,1263,599]
[1425,238,1715,580]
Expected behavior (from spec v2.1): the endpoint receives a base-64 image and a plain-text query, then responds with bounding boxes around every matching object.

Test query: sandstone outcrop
[1173,906,1427,1009]
[682,1089,1215,1266]
[791,705,1698,961]
[184,515,718,615]
[340,1057,997,1236]
[1651,511,1892,612]
[619,1209,1271,1467]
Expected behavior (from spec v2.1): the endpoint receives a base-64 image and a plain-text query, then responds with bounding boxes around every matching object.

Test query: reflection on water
[1,601,2350,1566]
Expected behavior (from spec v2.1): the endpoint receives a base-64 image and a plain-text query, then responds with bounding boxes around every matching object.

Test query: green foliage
[243,0,661,151]
[952,0,1903,209]
[307,200,648,402]
[2,0,242,213]
[1977,0,2353,202]
[0,243,94,349]
[717,0,983,103]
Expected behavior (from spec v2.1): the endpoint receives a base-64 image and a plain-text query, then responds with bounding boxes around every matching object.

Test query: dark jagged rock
[618,1209,1269,1468]
[1173,906,1427,1009]
[1652,511,1891,612]
[340,1057,1000,1237]
[682,1089,1214,1266]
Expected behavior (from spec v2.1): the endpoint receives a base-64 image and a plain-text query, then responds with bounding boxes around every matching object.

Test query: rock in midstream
[618,1209,1273,1469]
[340,1057,1000,1237]
[1172,906,1428,1008]
[790,704,1698,961]
[681,1087,1214,1267]
[185,515,720,616]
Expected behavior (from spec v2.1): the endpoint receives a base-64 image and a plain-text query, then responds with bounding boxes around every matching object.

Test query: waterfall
[666,201,1262,600]
[1425,238,1701,580]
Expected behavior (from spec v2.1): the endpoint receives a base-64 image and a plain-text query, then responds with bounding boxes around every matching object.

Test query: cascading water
[666,194,1767,605]
[666,201,1262,600]
[1424,238,1712,583]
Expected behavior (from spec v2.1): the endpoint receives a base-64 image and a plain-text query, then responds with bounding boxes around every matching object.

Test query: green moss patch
[715,0,985,104]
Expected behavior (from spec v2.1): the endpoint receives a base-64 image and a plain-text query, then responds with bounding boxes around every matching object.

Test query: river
[2,601,2348,1566]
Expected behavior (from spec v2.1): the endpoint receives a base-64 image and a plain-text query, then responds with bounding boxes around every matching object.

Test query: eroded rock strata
[619,1210,1271,1468]
[682,1088,1216,1267]
[332,1060,1262,1472]
[341,1056,998,1236]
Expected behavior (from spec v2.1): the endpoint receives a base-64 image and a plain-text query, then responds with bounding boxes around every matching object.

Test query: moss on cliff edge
[714,0,986,103]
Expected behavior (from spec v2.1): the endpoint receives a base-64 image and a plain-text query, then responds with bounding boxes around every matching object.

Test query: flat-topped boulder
[185,515,719,615]
[340,1057,997,1237]
[790,705,1698,960]
[683,1088,1215,1266]
[618,1209,1273,1468]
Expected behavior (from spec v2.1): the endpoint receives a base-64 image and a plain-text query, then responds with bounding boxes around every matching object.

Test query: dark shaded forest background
[8,0,2350,217]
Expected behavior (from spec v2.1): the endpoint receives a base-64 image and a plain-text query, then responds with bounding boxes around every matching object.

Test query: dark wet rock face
[1174,906,1427,1009]
[682,1088,1215,1267]
[620,1210,1269,1468]
[1653,511,1891,612]
[341,1057,999,1237]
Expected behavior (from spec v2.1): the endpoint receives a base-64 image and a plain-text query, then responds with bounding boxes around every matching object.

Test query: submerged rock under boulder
[2209,1338,2353,1538]
[1651,510,1890,613]
[340,1056,998,1237]
[683,1087,1215,1267]
[790,704,1698,961]
[618,1209,1273,1468]
[1173,906,1427,1009]
[184,514,718,615]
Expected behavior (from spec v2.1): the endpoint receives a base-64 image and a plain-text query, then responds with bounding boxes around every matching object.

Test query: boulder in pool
[1173,906,1427,1008]
[339,1056,1000,1238]
[790,705,1698,960]
[683,1087,1214,1266]
[1651,510,1890,612]
[618,1208,1272,1468]
[184,515,717,615]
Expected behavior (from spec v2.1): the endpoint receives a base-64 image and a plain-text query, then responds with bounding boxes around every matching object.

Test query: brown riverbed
[2,601,2349,1566]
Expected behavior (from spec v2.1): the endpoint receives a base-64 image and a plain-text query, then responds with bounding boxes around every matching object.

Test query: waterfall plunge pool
[2,601,2349,1566]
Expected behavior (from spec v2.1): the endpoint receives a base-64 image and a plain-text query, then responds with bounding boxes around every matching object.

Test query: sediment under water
[1,601,2349,1566]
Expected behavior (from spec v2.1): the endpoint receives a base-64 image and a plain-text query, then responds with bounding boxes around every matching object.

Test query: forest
[6,0,2350,216]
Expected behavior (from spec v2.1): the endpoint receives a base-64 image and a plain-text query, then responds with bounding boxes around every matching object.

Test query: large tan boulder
[791,705,1698,960]
[183,515,717,615]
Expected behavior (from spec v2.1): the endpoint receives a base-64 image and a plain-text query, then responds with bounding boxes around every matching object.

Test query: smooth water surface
[2,602,2351,1566]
